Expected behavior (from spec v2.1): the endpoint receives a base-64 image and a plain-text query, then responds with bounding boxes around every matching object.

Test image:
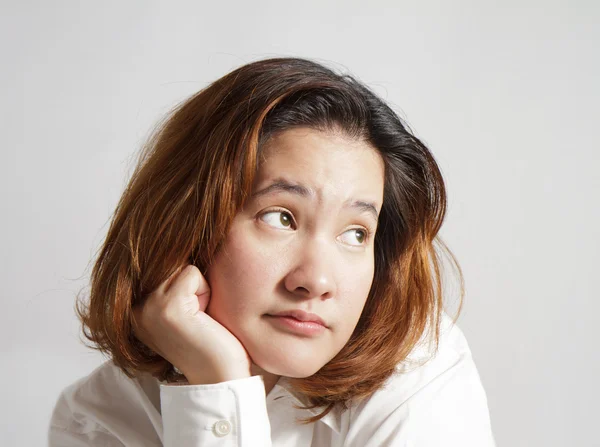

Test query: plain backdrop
[2,1,598,446]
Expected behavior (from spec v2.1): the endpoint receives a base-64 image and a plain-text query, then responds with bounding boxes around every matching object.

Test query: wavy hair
[76,57,463,424]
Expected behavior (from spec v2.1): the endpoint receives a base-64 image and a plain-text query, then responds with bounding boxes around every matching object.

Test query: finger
[167,264,211,300]
[156,264,188,296]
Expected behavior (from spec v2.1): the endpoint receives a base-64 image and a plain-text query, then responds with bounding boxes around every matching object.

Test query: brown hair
[76,57,463,424]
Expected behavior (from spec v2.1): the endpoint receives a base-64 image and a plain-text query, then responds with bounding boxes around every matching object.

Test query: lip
[270,309,327,327]
[266,315,327,336]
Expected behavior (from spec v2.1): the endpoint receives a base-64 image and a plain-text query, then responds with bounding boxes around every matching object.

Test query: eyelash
[258,207,374,246]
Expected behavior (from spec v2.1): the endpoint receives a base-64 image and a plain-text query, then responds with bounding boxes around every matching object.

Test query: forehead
[255,127,385,204]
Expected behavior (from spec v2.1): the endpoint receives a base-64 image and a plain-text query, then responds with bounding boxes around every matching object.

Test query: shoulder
[49,360,163,446]
[343,312,496,446]
[391,311,488,405]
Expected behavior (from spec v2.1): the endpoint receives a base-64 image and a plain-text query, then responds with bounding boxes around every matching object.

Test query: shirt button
[213,420,232,437]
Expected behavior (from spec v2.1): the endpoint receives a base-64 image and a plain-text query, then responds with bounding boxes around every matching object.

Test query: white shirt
[48,312,496,446]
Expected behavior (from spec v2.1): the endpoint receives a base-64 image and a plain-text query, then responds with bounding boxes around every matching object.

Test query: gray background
[2,1,598,446]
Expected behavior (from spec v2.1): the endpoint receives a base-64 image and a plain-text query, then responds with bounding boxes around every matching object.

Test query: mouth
[269,309,327,327]
[265,315,327,336]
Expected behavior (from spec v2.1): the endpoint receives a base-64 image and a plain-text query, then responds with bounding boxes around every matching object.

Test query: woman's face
[205,127,385,379]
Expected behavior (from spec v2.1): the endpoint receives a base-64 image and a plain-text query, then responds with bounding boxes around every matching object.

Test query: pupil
[355,230,365,243]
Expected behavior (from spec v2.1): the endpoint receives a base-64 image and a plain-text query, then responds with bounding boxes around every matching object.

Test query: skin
[133,127,385,395]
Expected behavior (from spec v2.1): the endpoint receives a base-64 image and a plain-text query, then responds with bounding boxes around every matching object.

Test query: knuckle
[159,304,179,326]
[187,264,200,275]
[187,265,203,282]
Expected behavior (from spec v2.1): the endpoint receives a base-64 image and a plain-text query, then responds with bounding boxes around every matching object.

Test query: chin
[250,350,323,379]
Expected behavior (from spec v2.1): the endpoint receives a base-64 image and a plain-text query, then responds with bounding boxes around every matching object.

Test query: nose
[283,239,336,300]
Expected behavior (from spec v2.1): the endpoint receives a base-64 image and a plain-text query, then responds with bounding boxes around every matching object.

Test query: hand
[132,264,252,384]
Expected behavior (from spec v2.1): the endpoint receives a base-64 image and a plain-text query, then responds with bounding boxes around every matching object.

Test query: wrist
[185,370,251,385]
[178,361,251,385]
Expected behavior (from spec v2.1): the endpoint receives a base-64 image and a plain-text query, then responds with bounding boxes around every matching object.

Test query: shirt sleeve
[48,389,127,447]
[160,375,272,446]
[49,426,126,447]
[343,351,497,447]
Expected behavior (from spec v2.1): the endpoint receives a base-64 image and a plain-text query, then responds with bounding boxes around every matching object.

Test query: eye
[338,228,370,246]
[259,209,295,230]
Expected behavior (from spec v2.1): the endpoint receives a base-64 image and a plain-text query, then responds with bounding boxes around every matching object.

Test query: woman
[49,57,496,446]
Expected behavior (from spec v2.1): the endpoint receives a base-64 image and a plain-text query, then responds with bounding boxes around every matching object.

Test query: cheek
[207,231,278,317]
[338,262,374,321]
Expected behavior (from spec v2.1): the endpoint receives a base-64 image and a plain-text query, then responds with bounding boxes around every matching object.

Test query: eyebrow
[251,178,380,222]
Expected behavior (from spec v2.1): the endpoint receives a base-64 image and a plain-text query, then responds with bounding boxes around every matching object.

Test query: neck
[250,363,281,395]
